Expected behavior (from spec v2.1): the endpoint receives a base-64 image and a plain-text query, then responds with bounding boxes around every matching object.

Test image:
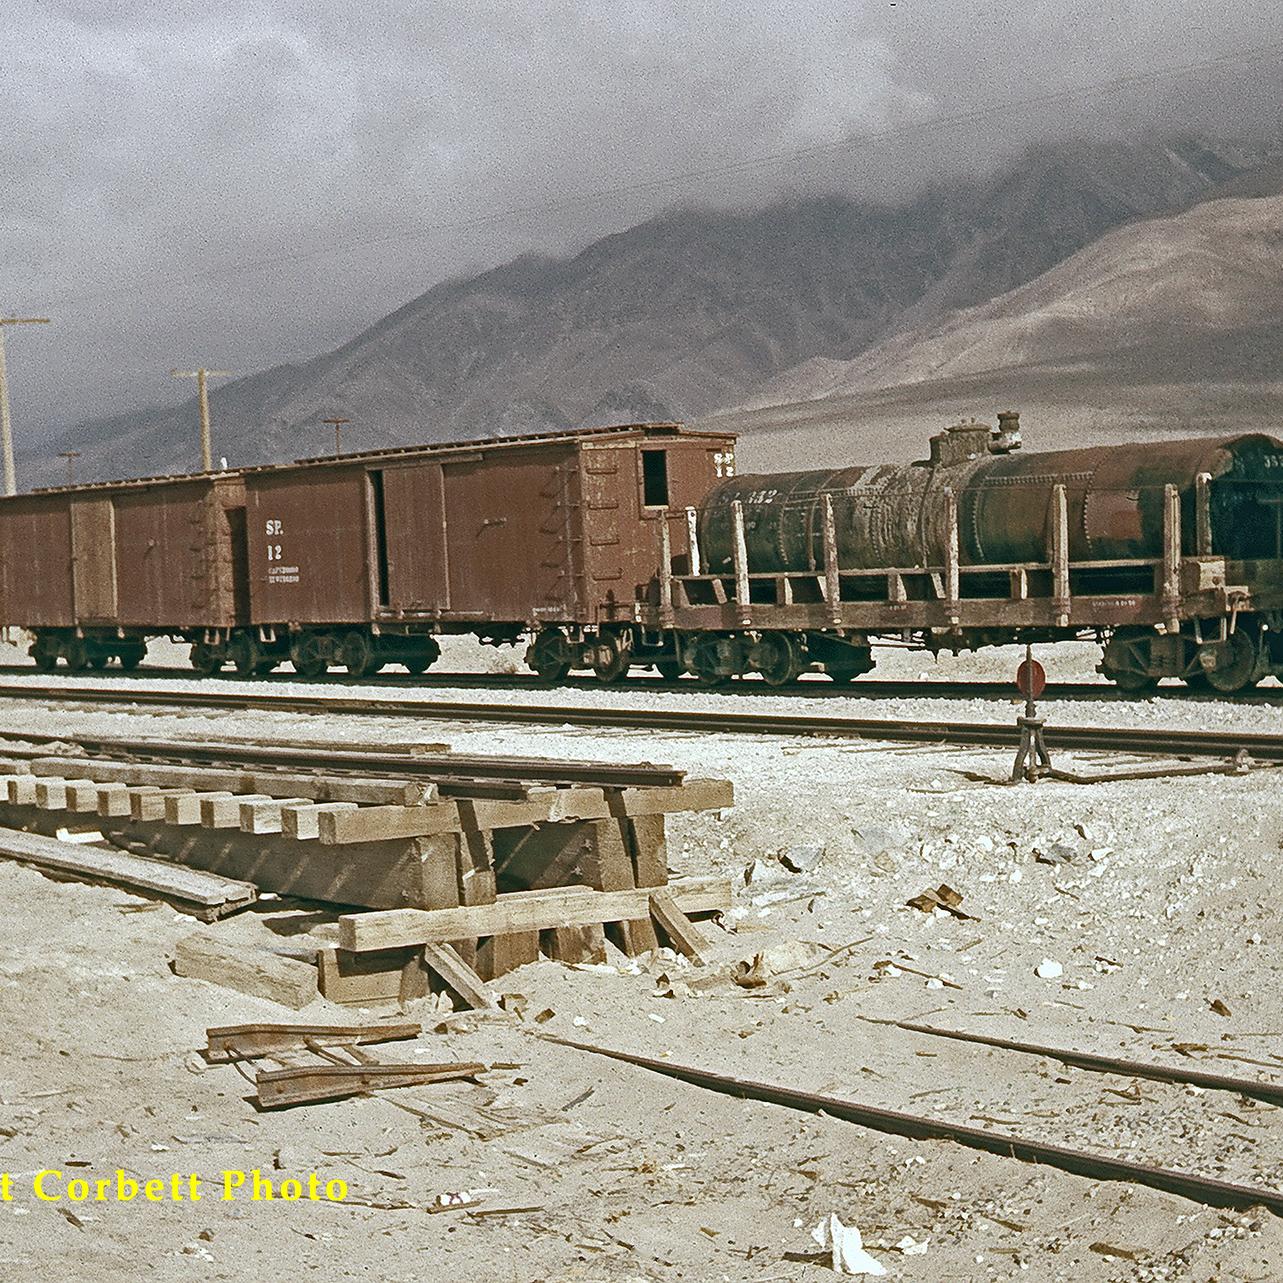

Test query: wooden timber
[338,876,731,952]
[0,824,256,918]
[172,933,317,1008]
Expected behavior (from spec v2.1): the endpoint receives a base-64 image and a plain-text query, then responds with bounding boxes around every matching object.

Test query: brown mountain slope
[32,134,1272,485]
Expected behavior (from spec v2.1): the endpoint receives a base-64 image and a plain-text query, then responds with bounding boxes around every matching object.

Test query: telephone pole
[0,316,51,496]
[322,416,351,457]
[171,367,232,472]
[58,450,81,486]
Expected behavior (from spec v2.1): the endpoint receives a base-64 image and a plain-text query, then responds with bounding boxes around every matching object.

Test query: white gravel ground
[0,632,1281,1280]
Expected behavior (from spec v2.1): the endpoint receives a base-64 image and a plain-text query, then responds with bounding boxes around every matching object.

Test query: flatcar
[2,413,1281,694]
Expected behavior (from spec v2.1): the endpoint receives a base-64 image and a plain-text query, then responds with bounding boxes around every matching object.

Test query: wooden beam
[421,942,497,1010]
[202,794,271,829]
[822,492,841,625]
[172,933,317,1009]
[166,791,232,826]
[339,875,731,952]
[238,796,311,835]
[648,888,713,966]
[0,826,256,915]
[281,801,358,841]
[19,756,435,805]
[731,498,751,626]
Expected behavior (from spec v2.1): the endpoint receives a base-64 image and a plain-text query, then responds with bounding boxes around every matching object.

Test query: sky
[2,0,1281,449]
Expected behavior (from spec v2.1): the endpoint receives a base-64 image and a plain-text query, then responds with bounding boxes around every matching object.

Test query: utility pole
[58,450,80,486]
[0,316,52,496]
[322,416,351,457]
[171,367,232,472]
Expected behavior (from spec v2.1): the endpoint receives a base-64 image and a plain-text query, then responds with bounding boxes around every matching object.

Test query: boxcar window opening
[369,470,391,607]
[642,450,669,508]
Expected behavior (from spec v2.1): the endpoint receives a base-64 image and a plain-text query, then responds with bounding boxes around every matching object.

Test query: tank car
[656,413,1283,692]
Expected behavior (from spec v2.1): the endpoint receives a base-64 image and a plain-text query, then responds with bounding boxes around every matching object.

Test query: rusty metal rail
[546,1035,1283,1217]
[0,682,1279,764]
[1,664,1280,703]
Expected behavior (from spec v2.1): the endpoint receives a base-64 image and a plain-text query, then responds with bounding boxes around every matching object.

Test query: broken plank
[317,947,429,1005]
[339,875,732,952]
[172,933,316,1008]
[0,826,256,913]
[648,889,713,966]
[421,942,498,1011]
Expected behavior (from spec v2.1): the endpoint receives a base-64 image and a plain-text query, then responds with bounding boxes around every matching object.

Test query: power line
[16,35,1283,317]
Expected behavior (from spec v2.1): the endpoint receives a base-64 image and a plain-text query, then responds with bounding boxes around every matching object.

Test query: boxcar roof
[17,421,735,498]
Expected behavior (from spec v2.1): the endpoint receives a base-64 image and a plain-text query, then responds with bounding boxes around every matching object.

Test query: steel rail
[545,1035,1283,1217]
[1,663,1280,703]
[0,681,1278,763]
[0,726,684,789]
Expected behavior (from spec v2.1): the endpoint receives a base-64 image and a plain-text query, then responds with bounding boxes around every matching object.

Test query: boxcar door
[376,463,449,612]
[70,497,119,622]
[579,445,629,619]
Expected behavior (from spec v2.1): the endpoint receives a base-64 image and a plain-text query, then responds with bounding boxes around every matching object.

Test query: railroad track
[0,679,1278,764]
[2,663,1282,703]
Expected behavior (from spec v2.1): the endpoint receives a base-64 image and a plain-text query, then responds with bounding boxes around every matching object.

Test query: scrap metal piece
[545,1035,1283,1217]
[255,1060,485,1109]
[205,1022,420,1063]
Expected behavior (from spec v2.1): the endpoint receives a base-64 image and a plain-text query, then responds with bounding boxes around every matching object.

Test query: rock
[852,824,904,857]
[1035,958,1063,980]
[780,844,825,874]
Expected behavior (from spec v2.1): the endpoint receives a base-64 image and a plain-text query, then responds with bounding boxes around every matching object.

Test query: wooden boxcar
[0,473,248,670]
[231,423,736,678]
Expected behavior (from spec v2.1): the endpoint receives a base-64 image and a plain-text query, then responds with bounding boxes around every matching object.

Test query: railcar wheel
[825,664,860,684]
[118,644,145,671]
[402,637,441,675]
[190,642,223,676]
[754,633,803,687]
[63,638,89,672]
[1202,631,1263,694]
[526,630,572,682]
[687,635,732,687]
[88,654,110,670]
[591,634,632,684]
[654,660,684,681]
[1109,670,1159,694]
[30,636,59,673]
[228,634,262,678]
[290,633,329,679]
[337,632,377,679]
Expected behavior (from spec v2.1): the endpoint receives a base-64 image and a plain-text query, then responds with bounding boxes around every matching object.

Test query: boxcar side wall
[579,435,735,622]
[245,469,371,625]
[0,496,75,627]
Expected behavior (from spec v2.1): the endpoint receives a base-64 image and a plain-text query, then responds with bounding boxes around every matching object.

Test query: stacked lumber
[0,739,734,1002]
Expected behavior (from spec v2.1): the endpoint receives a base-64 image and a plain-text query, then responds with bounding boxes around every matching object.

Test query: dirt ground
[1,637,1281,1281]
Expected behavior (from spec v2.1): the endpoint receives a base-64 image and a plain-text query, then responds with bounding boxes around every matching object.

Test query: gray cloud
[2,0,1280,451]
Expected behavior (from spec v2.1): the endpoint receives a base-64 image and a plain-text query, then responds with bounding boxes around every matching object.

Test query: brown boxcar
[0,473,247,670]
[233,423,736,678]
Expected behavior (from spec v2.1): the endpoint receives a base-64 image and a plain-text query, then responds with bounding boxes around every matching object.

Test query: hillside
[31,133,1271,485]
[746,193,1283,404]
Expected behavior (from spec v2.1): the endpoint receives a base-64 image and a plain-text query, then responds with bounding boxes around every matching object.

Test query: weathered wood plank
[317,947,428,1005]
[421,943,497,1010]
[648,889,713,966]
[0,825,256,912]
[172,933,316,1009]
[238,796,310,835]
[339,876,732,952]
[166,791,232,826]
[200,794,271,829]
[281,801,358,841]
[21,756,434,805]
